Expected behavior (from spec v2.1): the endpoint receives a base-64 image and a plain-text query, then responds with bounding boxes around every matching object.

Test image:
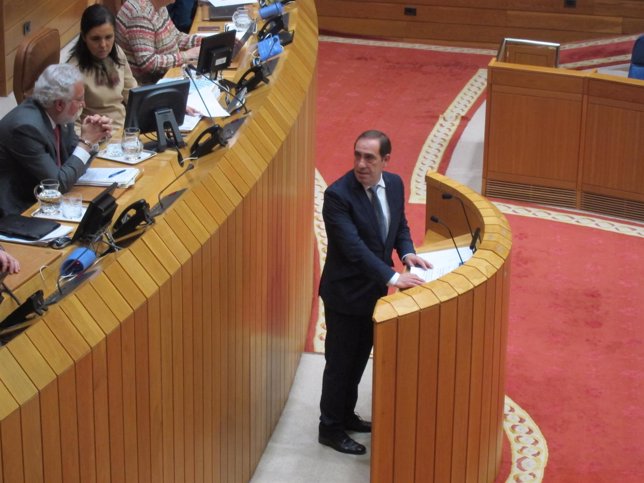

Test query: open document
[409,246,474,283]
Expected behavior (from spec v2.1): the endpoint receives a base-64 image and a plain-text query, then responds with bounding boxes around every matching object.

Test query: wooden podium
[371,172,512,483]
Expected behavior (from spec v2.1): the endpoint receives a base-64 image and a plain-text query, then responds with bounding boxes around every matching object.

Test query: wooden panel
[1,0,85,95]
[316,0,644,46]
[484,61,644,220]
[372,172,512,483]
[0,3,317,483]
[486,85,582,186]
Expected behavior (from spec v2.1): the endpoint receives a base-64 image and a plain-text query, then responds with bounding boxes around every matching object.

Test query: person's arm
[119,9,188,76]
[0,247,20,274]
[8,123,87,193]
[120,47,138,106]
[323,189,396,285]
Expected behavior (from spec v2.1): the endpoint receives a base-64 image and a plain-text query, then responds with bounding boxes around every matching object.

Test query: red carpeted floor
[313,36,644,482]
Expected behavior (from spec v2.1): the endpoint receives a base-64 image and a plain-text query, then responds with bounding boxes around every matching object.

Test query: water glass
[121,127,142,161]
[233,7,252,31]
[33,179,62,215]
[61,194,83,220]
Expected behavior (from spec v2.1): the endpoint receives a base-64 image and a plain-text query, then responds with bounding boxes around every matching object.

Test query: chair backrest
[13,27,60,104]
[628,34,644,80]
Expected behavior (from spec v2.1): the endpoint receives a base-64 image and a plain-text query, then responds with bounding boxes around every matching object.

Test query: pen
[109,169,126,178]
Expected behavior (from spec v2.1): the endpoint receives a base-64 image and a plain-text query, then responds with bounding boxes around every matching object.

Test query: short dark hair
[355,130,392,157]
[68,4,122,71]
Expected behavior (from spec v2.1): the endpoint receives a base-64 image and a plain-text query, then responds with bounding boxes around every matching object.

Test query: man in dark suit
[0,64,112,217]
[318,130,431,455]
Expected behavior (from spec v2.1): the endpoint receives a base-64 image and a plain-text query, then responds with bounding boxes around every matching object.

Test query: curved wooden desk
[372,172,512,483]
[0,1,317,482]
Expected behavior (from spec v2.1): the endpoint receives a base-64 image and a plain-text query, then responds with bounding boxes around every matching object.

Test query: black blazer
[319,170,415,316]
[0,98,89,217]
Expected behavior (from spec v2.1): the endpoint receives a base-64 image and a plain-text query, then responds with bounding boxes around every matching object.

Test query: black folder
[0,215,60,241]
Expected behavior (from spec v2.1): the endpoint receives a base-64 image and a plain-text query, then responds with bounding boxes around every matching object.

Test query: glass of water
[121,127,142,161]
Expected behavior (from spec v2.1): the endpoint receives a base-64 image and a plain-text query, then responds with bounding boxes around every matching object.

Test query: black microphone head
[442,192,453,199]
[430,215,440,223]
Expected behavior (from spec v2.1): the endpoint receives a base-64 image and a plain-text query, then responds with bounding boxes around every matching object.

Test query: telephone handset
[190,116,249,159]
[237,63,270,93]
[257,15,284,41]
[190,124,223,158]
[111,199,154,240]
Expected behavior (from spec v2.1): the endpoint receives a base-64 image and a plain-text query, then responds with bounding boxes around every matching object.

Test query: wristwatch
[80,138,100,154]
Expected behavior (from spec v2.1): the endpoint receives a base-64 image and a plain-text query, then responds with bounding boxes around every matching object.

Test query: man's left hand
[404,253,432,270]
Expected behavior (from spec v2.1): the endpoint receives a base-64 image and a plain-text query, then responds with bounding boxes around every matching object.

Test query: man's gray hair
[32,64,83,108]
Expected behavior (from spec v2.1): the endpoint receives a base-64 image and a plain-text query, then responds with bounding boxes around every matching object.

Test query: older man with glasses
[0,63,112,217]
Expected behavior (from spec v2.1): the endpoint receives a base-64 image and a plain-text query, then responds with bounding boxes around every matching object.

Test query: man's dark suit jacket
[319,170,415,317]
[0,98,88,217]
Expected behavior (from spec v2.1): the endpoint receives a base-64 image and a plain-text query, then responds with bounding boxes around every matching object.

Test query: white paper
[187,89,230,119]
[96,146,157,165]
[0,225,73,245]
[409,246,474,283]
[76,167,140,188]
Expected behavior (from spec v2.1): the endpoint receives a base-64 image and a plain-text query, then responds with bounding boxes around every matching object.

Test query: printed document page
[410,246,473,283]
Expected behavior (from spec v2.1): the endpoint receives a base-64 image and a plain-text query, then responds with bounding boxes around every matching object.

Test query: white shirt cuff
[72,146,92,164]
[387,272,399,287]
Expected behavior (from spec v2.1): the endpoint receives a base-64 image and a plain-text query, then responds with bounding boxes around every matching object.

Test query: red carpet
[314,36,644,482]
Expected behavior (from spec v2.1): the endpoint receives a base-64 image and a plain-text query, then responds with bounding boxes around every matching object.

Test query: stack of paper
[410,246,474,283]
[76,167,140,188]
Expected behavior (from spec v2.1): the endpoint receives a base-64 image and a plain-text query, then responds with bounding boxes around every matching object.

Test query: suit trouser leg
[320,309,373,433]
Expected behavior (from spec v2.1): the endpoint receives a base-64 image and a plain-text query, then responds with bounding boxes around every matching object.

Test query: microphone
[430,215,464,266]
[150,162,195,217]
[469,227,481,253]
[441,192,473,237]
[183,64,213,119]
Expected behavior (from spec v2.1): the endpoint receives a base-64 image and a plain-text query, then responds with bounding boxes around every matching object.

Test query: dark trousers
[319,308,374,434]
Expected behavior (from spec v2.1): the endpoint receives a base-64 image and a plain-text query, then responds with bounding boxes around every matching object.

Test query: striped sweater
[116,0,201,84]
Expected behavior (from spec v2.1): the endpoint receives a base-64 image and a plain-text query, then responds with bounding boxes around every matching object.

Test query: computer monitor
[71,182,118,244]
[196,29,238,77]
[124,78,190,152]
[497,38,560,68]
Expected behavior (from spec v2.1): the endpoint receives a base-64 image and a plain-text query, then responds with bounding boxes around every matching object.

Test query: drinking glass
[33,179,62,215]
[61,194,83,220]
[233,7,252,31]
[121,127,142,161]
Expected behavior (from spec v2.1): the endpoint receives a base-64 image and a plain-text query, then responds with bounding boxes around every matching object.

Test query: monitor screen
[497,38,560,68]
[196,29,237,76]
[72,182,118,244]
[124,78,190,152]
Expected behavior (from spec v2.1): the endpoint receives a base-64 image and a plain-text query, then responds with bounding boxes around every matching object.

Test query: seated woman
[116,0,202,85]
[68,4,137,132]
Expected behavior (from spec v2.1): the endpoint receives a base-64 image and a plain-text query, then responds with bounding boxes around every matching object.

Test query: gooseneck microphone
[430,215,464,266]
[150,162,195,217]
[441,192,473,237]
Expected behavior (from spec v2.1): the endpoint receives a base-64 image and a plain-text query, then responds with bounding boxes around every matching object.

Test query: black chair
[628,35,644,80]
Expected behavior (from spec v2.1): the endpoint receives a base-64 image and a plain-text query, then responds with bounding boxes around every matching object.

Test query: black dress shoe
[318,431,366,455]
[345,415,371,433]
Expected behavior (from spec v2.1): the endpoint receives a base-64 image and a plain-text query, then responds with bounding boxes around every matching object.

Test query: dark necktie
[53,125,62,167]
[369,185,387,242]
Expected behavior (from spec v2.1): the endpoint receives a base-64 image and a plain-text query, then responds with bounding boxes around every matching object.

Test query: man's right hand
[394,272,425,289]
